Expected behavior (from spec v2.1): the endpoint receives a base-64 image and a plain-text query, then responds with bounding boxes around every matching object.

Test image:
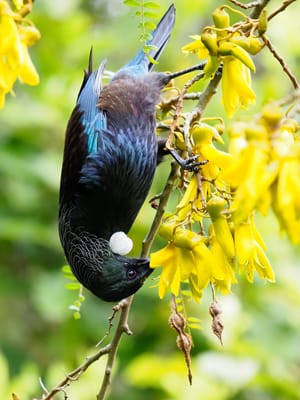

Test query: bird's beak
[137,257,153,280]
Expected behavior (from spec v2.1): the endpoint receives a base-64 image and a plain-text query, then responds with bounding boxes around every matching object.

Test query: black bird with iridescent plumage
[59,4,204,302]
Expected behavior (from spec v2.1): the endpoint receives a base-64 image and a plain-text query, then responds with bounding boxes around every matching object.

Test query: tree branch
[268,0,297,21]
[96,297,133,399]
[264,36,299,89]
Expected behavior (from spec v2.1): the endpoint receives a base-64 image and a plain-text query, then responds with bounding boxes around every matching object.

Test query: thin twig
[183,67,223,136]
[167,72,204,151]
[142,161,180,256]
[229,0,259,9]
[97,297,133,400]
[159,92,202,113]
[37,344,111,400]
[268,0,297,20]
[96,299,128,347]
[264,36,299,89]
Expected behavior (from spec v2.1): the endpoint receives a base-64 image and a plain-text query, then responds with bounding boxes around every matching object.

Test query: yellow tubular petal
[234,222,254,265]
[150,243,175,268]
[0,12,19,53]
[230,44,256,72]
[200,143,233,169]
[18,43,39,85]
[189,274,203,302]
[176,176,198,210]
[177,247,195,281]
[158,262,179,298]
[18,25,41,47]
[222,58,256,117]
[254,243,275,282]
[192,241,214,289]
[211,218,235,261]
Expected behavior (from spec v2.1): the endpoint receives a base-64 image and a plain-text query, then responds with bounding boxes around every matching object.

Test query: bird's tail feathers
[94,59,107,97]
[122,4,175,73]
[146,3,176,70]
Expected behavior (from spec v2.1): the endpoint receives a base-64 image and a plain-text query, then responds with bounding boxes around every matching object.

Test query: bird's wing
[77,59,107,154]
[59,59,107,204]
[114,4,176,77]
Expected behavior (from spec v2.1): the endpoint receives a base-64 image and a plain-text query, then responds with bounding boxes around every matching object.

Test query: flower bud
[219,42,256,72]
[173,228,201,249]
[18,25,41,46]
[212,7,230,29]
[201,28,218,55]
[207,195,227,220]
[258,9,267,35]
[262,104,283,126]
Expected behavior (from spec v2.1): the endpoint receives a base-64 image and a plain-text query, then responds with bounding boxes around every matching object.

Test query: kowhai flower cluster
[223,104,300,243]
[182,5,265,117]
[0,0,40,108]
[151,121,275,301]
[150,4,300,305]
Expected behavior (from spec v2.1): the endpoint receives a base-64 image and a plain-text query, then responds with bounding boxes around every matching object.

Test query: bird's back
[59,4,176,240]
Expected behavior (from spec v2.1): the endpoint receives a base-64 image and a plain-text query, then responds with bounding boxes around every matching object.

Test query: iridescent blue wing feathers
[77,59,107,154]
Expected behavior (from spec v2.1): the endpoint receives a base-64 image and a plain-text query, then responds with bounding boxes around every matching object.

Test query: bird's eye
[127,268,137,280]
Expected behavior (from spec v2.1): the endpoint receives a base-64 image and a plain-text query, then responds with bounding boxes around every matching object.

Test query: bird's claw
[169,149,208,172]
[181,155,208,171]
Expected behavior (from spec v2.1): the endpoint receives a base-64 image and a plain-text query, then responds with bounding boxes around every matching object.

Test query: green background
[0,0,299,399]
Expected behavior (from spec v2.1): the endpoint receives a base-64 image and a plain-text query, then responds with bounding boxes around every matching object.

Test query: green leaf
[187,317,202,323]
[181,290,193,298]
[188,323,202,330]
[62,265,71,273]
[144,44,158,52]
[143,11,159,19]
[144,1,161,9]
[123,0,140,6]
[65,282,81,290]
[139,32,153,41]
[144,21,157,30]
[63,273,76,281]
[73,311,81,320]
[146,54,158,64]
[78,294,85,302]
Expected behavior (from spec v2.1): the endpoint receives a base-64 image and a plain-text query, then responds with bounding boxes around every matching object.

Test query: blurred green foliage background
[0,0,300,399]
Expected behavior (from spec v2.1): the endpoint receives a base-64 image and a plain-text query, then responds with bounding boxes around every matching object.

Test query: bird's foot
[169,149,208,172]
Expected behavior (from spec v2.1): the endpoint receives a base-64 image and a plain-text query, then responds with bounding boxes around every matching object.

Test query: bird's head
[89,253,152,302]
[77,231,153,302]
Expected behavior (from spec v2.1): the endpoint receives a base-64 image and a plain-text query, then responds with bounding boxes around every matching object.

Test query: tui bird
[59,4,204,302]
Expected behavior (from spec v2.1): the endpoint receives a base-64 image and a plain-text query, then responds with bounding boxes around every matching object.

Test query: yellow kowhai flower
[210,236,237,294]
[234,216,275,282]
[223,105,300,241]
[150,240,213,302]
[191,123,232,169]
[0,0,40,108]
[207,195,235,262]
[182,34,209,60]
[175,175,207,222]
[221,57,256,117]
[272,157,300,244]
[150,224,216,302]
[222,121,278,224]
